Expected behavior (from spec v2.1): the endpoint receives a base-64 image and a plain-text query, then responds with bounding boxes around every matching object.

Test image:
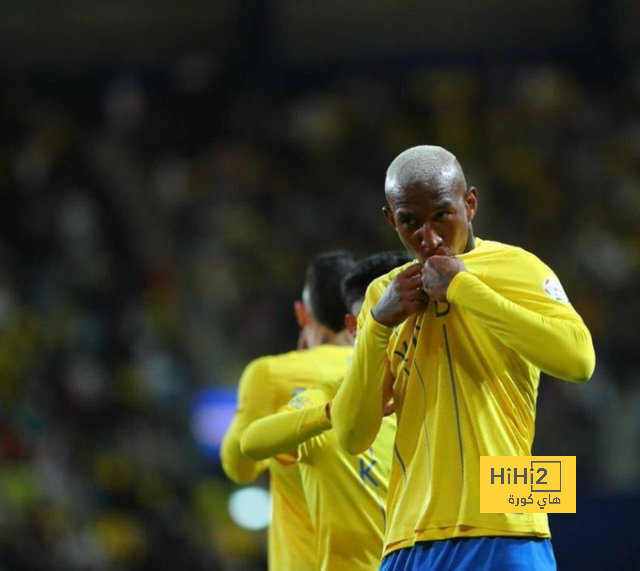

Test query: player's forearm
[332,314,391,454]
[240,404,331,460]
[220,431,268,483]
[448,272,595,382]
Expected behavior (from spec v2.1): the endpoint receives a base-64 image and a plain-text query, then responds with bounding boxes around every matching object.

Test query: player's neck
[325,328,354,347]
[464,227,476,253]
[306,326,353,348]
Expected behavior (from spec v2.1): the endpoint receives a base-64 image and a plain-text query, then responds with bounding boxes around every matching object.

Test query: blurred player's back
[221,251,356,570]
[251,346,353,569]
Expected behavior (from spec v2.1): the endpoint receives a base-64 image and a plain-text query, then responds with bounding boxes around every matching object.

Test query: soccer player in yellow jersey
[220,251,356,571]
[241,252,411,571]
[331,146,596,571]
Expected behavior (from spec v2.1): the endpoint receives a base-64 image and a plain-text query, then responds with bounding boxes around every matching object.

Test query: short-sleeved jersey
[332,238,595,555]
[221,345,353,571]
[281,388,396,571]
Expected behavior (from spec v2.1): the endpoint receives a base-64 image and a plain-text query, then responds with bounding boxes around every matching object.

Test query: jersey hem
[383,523,551,556]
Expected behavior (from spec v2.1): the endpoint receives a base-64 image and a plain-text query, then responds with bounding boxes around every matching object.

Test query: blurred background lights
[191,388,236,458]
[228,487,272,531]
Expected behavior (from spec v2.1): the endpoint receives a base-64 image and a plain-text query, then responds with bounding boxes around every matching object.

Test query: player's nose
[419,224,443,254]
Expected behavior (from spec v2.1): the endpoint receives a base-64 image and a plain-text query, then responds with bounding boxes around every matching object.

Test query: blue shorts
[379,537,556,571]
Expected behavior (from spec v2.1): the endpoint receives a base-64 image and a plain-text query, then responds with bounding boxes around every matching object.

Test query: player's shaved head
[385,146,467,206]
[381,145,478,263]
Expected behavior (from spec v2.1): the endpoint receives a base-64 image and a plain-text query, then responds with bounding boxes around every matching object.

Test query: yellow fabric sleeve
[240,390,332,460]
[220,359,270,483]
[332,311,394,455]
[447,271,595,382]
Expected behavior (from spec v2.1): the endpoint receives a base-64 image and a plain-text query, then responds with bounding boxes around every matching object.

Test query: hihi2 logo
[479,457,576,513]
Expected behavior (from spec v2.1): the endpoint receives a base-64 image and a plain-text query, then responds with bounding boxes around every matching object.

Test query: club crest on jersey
[543,277,570,304]
[290,392,310,409]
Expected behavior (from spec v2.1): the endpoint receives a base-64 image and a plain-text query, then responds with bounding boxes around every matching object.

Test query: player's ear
[382,206,397,230]
[465,187,478,222]
[294,300,307,328]
[344,313,357,336]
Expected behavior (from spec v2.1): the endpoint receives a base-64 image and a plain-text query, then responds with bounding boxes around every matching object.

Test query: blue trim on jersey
[379,537,556,571]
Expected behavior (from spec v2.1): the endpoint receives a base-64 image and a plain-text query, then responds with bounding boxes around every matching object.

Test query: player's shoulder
[253,347,349,383]
[251,348,309,372]
[473,237,525,256]
[472,238,549,267]
[472,239,567,299]
[242,349,300,377]
[239,351,308,397]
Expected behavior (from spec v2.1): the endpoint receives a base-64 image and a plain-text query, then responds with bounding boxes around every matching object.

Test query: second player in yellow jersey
[221,251,356,571]
[241,252,412,570]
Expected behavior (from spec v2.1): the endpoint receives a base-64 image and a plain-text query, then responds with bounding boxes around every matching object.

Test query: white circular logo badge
[543,278,570,304]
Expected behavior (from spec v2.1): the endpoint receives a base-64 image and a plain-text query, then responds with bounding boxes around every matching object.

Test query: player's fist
[371,264,429,327]
[422,256,466,302]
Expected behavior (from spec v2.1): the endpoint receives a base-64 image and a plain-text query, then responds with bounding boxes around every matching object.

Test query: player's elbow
[332,394,380,454]
[555,338,596,384]
[569,331,596,383]
[332,407,379,454]
[220,458,255,484]
[334,424,372,455]
[220,444,261,484]
[549,326,595,384]
[337,436,368,456]
[564,352,596,384]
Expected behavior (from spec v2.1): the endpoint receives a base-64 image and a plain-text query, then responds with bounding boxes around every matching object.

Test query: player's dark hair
[306,251,356,332]
[341,251,414,311]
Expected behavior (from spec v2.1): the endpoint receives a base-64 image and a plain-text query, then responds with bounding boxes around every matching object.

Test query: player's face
[383,181,477,264]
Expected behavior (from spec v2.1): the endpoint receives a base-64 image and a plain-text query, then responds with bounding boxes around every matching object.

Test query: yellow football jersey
[280,388,396,571]
[221,344,353,571]
[332,238,595,555]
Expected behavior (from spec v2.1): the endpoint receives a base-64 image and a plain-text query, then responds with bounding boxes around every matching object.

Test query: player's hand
[383,399,395,416]
[371,264,429,327]
[422,256,466,302]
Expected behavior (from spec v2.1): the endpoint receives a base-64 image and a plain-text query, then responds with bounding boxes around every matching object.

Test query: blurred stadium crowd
[0,66,638,569]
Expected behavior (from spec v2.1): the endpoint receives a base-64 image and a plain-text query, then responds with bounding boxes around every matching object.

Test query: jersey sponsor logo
[542,277,570,304]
